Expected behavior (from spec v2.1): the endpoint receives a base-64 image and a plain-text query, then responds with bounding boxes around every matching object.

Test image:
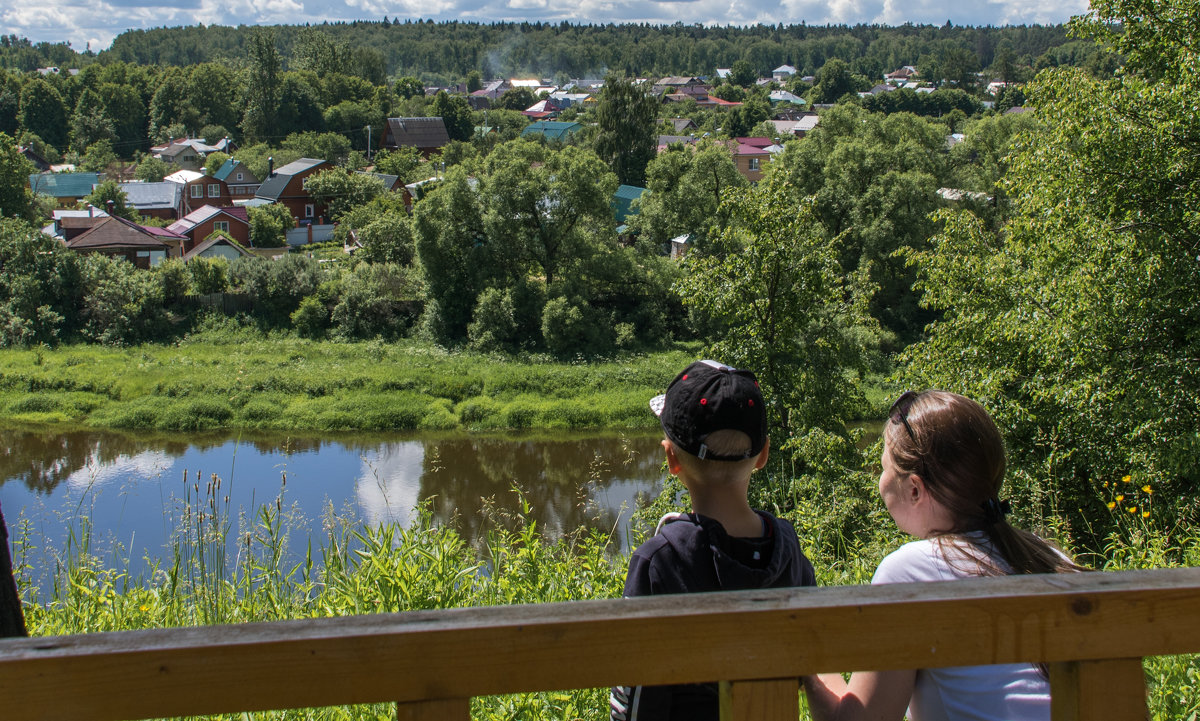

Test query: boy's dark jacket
[609,511,816,721]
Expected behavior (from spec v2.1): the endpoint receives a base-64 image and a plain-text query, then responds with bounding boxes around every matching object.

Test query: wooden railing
[3,566,1199,721]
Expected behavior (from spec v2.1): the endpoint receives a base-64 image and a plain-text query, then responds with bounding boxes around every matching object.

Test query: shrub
[541,296,613,358]
[81,255,168,346]
[0,219,84,346]
[291,295,329,339]
[188,257,230,295]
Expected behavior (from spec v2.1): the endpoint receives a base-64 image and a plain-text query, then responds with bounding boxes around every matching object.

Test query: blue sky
[5,0,1090,55]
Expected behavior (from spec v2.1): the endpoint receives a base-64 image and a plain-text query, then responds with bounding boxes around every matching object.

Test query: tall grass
[12,462,1200,720]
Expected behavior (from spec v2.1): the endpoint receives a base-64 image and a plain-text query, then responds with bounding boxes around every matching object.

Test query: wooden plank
[396,698,469,721]
[719,678,798,721]
[1050,658,1148,721]
[1,567,1198,721]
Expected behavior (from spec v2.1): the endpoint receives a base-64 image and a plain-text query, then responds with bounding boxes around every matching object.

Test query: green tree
[372,146,422,183]
[729,59,757,87]
[247,203,293,248]
[97,82,146,154]
[304,167,386,222]
[674,180,876,442]
[202,151,229,176]
[413,165,491,342]
[80,140,118,173]
[592,74,659,186]
[82,180,137,220]
[19,78,68,150]
[280,131,350,165]
[70,88,115,153]
[466,71,483,93]
[0,218,82,345]
[0,133,37,221]
[628,140,746,251]
[394,77,425,100]
[242,28,282,142]
[809,59,856,104]
[480,140,617,288]
[188,63,240,133]
[901,0,1200,534]
[430,92,473,142]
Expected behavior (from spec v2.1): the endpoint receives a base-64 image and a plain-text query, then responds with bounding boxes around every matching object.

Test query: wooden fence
[3,566,1199,721]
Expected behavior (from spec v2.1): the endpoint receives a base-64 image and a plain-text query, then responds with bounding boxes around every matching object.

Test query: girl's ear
[906,473,927,505]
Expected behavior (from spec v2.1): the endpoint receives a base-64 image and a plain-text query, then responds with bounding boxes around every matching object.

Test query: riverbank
[0,331,698,433]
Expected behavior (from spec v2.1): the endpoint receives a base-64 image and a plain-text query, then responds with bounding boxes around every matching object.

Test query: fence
[3,566,1199,721]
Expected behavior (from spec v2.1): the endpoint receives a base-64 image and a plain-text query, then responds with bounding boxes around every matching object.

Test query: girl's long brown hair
[885,390,1083,576]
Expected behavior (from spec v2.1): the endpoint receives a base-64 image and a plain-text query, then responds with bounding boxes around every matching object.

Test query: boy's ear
[662,438,683,475]
[753,437,770,470]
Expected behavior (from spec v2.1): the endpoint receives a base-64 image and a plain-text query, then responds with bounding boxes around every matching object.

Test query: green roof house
[520,121,583,142]
[612,184,648,226]
[29,172,101,206]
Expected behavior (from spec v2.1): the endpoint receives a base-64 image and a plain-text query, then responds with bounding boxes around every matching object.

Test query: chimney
[268,157,274,177]
[106,200,115,215]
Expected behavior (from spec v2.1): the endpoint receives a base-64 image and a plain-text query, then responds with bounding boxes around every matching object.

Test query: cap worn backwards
[649,360,767,462]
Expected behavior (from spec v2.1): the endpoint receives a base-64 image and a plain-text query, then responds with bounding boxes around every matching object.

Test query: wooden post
[0,501,27,638]
[1050,658,1148,721]
[719,678,799,721]
[396,697,469,721]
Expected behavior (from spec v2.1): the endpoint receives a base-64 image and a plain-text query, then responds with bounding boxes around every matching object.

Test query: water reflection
[0,426,667,591]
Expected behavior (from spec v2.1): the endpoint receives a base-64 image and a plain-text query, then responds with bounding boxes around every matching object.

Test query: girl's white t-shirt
[872,537,1051,721]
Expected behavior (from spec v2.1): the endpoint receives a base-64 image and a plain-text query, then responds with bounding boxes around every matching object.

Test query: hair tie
[981,497,1011,524]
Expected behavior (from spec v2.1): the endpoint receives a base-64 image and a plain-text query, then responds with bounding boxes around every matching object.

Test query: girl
[804,390,1082,721]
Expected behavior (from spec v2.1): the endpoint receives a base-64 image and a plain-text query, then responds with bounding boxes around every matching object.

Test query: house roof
[357,171,401,190]
[213,159,260,184]
[256,158,328,200]
[65,215,182,250]
[164,169,206,185]
[769,90,806,105]
[29,172,101,198]
[773,64,797,75]
[669,118,697,132]
[167,205,250,235]
[182,235,253,261]
[520,121,583,141]
[385,117,451,149]
[611,185,648,224]
[119,181,182,210]
[656,76,702,86]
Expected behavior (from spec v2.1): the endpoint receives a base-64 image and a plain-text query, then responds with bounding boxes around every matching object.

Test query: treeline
[2,21,1109,83]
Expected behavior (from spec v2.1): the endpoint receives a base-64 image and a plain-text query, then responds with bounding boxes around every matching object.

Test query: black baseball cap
[650,360,767,461]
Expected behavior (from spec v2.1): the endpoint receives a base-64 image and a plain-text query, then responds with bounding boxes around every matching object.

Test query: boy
[610,360,816,721]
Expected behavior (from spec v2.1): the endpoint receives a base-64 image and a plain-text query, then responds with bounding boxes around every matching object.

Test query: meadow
[0,325,697,433]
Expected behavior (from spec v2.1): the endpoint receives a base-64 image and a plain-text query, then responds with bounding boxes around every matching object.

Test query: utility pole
[366,125,372,163]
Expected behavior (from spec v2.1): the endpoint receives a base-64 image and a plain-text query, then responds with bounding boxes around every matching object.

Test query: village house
[166,205,251,254]
[885,66,919,84]
[520,121,583,142]
[150,137,234,172]
[382,117,451,157]
[181,234,254,263]
[212,159,261,200]
[63,215,185,268]
[728,137,778,183]
[772,65,797,82]
[254,157,330,223]
[653,76,709,98]
[28,172,101,208]
[41,207,109,242]
[119,181,183,221]
[165,170,232,215]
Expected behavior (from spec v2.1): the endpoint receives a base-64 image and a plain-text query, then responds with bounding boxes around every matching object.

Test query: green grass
[13,477,1200,721]
[0,334,694,433]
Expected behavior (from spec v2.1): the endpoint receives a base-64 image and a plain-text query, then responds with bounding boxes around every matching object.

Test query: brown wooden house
[254,158,330,223]
[166,205,251,254]
[64,216,185,268]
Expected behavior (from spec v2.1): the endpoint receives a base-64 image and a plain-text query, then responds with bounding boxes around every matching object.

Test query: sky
[5,0,1091,55]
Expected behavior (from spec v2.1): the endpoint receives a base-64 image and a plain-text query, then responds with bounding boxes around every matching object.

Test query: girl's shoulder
[872,538,949,585]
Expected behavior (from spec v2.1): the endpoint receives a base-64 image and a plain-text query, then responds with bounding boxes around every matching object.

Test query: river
[0,425,667,593]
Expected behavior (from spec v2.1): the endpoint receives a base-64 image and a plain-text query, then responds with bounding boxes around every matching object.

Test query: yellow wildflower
[1127,506,1137,514]
[1107,502,1116,510]
[1142,485,1153,494]
[1122,475,1132,483]
[1116,495,1125,502]
[1142,511,1151,518]
[139,604,149,612]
